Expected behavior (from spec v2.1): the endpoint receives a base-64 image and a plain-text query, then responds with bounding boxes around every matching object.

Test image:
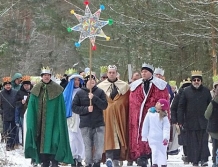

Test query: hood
[12,73,22,82]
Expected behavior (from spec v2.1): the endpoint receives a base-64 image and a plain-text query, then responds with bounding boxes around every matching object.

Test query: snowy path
[0,143,214,167]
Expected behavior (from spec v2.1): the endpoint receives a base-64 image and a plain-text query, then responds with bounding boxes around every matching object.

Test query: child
[141,99,170,167]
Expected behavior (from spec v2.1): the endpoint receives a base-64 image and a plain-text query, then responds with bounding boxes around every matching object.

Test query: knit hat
[141,63,154,74]
[158,99,169,111]
[84,75,95,85]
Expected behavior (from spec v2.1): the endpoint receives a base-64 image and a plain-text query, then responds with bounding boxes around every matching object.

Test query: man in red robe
[128,63,169,166]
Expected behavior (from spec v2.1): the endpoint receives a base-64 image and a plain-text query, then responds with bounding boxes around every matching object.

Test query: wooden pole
[89,41,92,105]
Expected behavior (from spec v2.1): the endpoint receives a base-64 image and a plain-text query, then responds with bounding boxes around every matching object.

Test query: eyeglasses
[192,79,201,82]
[102,76,108,79]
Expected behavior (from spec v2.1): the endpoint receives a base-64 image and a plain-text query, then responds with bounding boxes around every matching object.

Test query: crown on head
[108,65,117,71]
[2,77,11,83]
[169,80,177,87]
[22,75,31,82]
[100,66,108,74]
[41,66,51,75]
[141,63,154,71]
[213,75,218,82]
[191,70,202,77]
[65,68,77,76]
[154,67,165,76]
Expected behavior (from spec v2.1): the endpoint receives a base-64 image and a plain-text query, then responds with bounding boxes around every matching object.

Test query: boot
[161,165,167,167]
[41,161,50,167]
[77,162,83,167]
[152,164,158,167]
[51,159,59,167]
[93,162,100,167]
[136,157,147,167]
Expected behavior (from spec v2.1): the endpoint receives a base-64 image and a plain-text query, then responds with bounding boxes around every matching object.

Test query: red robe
[129,78,169,160]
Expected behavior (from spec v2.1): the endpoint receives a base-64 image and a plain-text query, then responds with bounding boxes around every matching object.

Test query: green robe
[24,81,73,164]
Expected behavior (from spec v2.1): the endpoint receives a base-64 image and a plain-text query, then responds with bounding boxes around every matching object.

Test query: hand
[88,93,94,99]
[163,139,168,146]
[88,106,93,112]
[22,99,26,104]
[16,123,19,127]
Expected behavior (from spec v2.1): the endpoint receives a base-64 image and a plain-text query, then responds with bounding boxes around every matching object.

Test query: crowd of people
[0,63,217,167]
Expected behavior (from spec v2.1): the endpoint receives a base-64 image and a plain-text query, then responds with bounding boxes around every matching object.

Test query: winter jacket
[15,85,31,122]
[72,85,108,128]
[177,84,211,130]
[0,89,17,121]
[11,73,22,90]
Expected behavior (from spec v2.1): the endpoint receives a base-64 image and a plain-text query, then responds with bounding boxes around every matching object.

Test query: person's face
[80,72,85,77]
[86,78,96,89]
[15,78,22,85]
[155,73,164,79]
[107,69,117,81]
[101,76,108,81]
[23,84,31,91]
[155,101,162,111]
[132,73,141,82]
[74,78,80,87]
[192,77,202,88]
[171,86,177,93]
[42,74,51,83]
[141,69,152,80]
[4,84,12,90]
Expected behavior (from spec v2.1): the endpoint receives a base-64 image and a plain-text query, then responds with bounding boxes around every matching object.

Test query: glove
[163,139,168,146]
[16,123,19,127]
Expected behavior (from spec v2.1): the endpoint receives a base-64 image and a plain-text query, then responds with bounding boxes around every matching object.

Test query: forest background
[0,0,217,88]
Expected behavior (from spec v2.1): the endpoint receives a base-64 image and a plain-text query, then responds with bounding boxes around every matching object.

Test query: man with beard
[177,70,211,166]
[129,63,169,167]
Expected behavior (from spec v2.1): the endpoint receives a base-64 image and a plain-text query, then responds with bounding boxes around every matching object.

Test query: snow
[0,142,214,167]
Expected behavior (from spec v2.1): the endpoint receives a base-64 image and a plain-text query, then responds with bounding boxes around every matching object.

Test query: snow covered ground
[0,142,214,167]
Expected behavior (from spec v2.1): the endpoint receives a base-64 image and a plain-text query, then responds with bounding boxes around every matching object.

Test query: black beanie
[84,75,95,85]
[3,82,11,86]
[191,76,202,81]
[22,81,31,85]
[141,67,153,74]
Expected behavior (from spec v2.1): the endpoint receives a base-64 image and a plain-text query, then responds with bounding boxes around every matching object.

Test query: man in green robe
[24,67,73,167]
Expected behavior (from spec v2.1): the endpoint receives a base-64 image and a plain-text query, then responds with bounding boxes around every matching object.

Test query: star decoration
[67,1,113,50]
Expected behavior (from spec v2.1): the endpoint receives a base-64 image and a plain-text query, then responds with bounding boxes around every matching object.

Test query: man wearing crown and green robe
[24,67,73,167]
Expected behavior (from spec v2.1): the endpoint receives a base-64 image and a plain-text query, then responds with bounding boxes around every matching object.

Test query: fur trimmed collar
[31,80,63,100]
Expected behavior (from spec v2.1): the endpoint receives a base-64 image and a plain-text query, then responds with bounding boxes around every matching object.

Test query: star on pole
[67,1,113,50]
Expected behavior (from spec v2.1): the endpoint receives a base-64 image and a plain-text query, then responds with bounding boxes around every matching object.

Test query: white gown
[141,111,170,166]
[67,88,85,161]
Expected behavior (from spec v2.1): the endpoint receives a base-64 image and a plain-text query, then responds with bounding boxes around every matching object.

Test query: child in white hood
[141,99,170,167]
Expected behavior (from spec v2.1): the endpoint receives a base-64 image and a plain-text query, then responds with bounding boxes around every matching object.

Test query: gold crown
[191,70,202,77]
[2,77,11,83]
[213,75,218,82]
[65,68,77,76]
[100,66,108,74]
[169,80,176,87]
[22,75,31,82]
[41,66,51,75]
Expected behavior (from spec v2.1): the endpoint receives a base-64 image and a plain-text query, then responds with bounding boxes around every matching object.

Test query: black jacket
[0,89,17,121]
[207,100,218,133]
[72,86,108,128]
[177,85,211,130]
[170,88,183,124]
[15,85,31,118]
